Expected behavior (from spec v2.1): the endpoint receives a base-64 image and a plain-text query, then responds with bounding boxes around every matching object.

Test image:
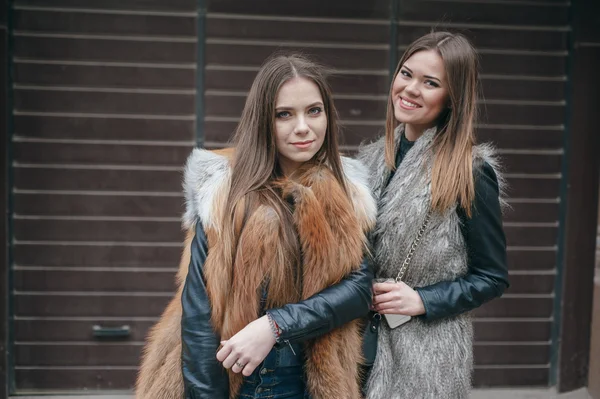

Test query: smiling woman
[359,32,509,399]
[391,50,449,141]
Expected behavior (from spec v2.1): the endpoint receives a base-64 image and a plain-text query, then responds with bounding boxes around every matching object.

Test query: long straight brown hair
[222,53,347,302]
[384,32,479,217]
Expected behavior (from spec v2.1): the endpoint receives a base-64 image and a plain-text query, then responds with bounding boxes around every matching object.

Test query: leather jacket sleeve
[267,255,374,344]
[415,162,509,321]
[181,222,229,399]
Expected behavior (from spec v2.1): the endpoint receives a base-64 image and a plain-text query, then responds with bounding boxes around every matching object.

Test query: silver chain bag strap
[383,210,432,329]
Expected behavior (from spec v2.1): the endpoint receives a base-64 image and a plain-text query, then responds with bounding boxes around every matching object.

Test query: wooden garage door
[8,0,568,393]
[10,0,196,392]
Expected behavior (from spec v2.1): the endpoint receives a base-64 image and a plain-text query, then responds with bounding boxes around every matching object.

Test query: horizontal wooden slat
[13,141,192,166]
[14,167,183,191]
[505,274,555,295]
[207,0,392,19]
[15,0,195,10]
[207,15,389,44]
[14,193,183,217]
[14,270,177,292]
[15,294,172,317]
[10,243,547,275]
[473,367,549,387]
[15,63,195,89]
[15,36,196,63]
[507,250,555,271]
[398,25,568,52]
[206,43,388,71]
[15,319,156,342]
[474,344,550,365]
[474,320,551,342]
[14,9,195,36]
[481,104,565,127]
[474,297,553,318]
[507,178,560,199]
[14,243,183,268]
[14,114,194,141]
[29,343,547,369]
[206,69,389,96]
[478,128,563,150]
[16,343,142,367]
[478,53,565,77]
[398,0,568,26]
[14,89,194,115]
[15,368,136,391]
[504,226,557,247]
[480,79,565,102]
[206,43,566,77]
[15,319,553,344]
[13,218,556,246]
[502,153,562,175]
[504,202,559,223]
[15,360,551,391]
[14,166,562,200]
[14,219,182,242]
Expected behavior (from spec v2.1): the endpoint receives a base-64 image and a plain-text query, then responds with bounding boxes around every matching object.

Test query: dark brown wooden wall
[9,0,196,392]
[4,0,576,393]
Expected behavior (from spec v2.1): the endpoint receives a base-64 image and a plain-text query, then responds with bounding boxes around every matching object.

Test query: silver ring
[235,361,245,368]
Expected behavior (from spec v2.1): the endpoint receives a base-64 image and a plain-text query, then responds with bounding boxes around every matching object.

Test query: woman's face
[274,76,327,175]
[391,49,449,135]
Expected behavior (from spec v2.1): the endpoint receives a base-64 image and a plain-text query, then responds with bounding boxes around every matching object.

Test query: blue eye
[276,111,291,118]
[308,107,323,115]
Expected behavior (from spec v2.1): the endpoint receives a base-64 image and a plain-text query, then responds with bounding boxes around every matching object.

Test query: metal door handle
[92,324,131,339]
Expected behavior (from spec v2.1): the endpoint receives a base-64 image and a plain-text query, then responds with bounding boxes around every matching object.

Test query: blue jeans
[238,342,310,399]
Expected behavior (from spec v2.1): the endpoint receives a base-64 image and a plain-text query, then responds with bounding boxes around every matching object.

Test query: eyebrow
[402,65,442,83]
[275,101,324,110]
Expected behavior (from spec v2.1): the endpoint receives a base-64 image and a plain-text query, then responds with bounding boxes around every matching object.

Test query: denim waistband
[238,342,308,399]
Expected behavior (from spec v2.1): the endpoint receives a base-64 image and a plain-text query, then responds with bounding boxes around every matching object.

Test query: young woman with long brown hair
[135,53,377,399]
[359,32,510,398]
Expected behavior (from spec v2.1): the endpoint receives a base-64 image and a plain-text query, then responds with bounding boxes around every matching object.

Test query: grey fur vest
[358,126,504,399]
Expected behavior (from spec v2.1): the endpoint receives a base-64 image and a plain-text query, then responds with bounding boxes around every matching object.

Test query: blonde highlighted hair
[385,31,480,217]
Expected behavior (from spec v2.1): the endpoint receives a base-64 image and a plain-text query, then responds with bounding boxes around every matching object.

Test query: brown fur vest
[136,149,377,399]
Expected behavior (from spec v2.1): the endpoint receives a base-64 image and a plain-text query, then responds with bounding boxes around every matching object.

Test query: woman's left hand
[373,281,426,316]
[216,315,276,377]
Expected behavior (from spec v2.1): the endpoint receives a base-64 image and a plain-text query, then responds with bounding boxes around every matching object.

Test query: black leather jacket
[181,222,374,399]
[414,162,509,320]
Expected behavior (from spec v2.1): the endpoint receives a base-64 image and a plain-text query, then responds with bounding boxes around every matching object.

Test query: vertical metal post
[195,0,206,148]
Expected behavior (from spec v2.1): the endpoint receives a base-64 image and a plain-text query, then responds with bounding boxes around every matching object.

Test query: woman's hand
[216,315,277,377]
[373,281,426,317]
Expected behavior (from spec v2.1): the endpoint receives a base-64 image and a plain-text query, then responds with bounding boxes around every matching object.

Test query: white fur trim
[342,156,378,227]
[182,148,230,229]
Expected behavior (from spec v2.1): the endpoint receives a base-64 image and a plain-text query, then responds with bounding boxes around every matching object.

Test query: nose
[294,115,310,136]
[405,80,420,97]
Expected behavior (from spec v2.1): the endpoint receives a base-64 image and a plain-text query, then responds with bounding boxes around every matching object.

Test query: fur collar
[183,148,377,230]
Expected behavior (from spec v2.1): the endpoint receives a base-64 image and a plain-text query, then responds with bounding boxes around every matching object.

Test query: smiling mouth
[399,97,421,109]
